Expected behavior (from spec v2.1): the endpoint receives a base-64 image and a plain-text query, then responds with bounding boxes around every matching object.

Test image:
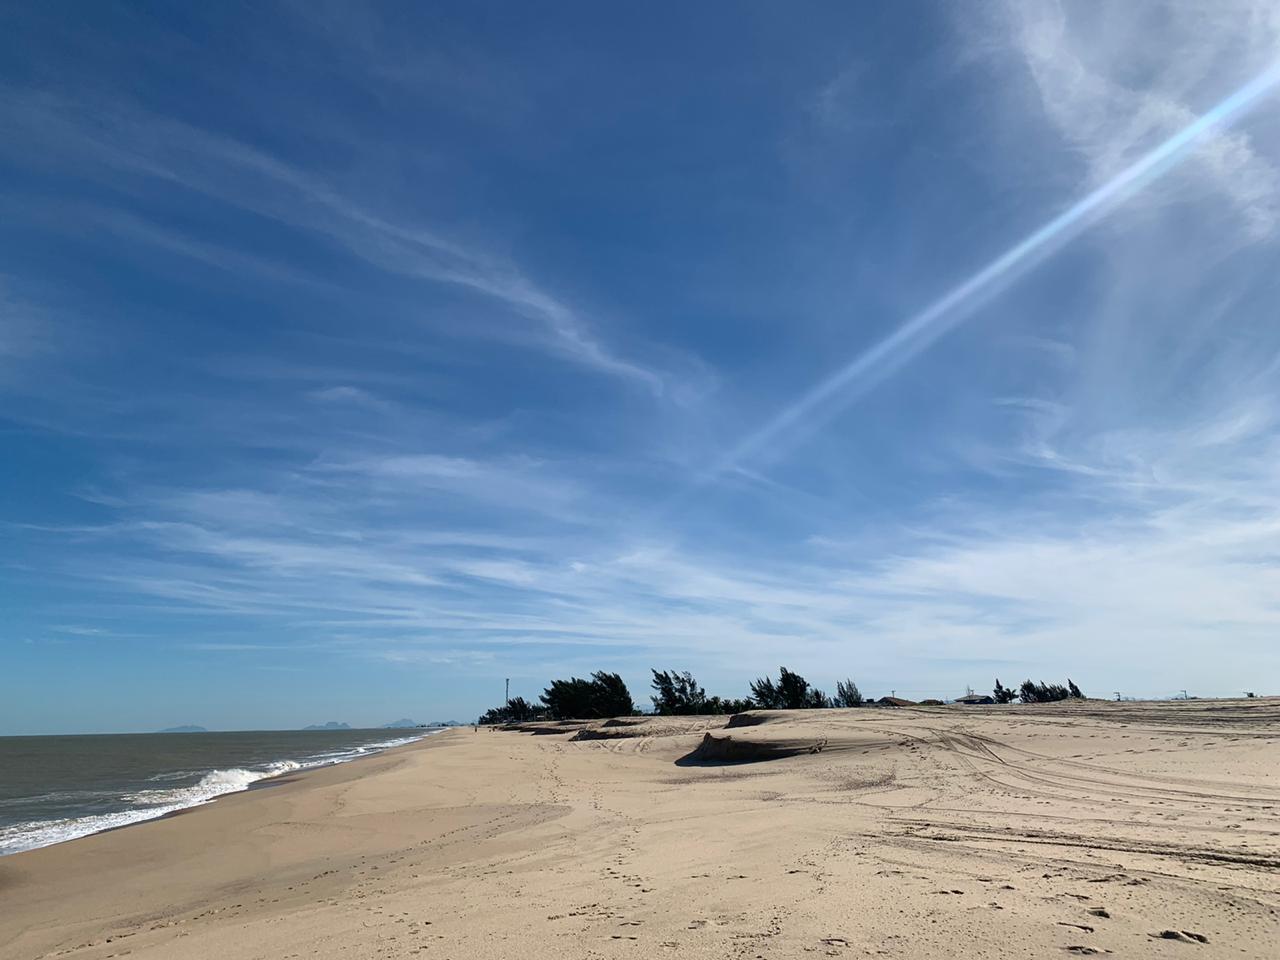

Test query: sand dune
[2,699,1278,958]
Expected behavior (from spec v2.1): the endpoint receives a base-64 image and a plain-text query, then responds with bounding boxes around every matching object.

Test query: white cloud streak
[26,391,1280,698]
[0,89,667,391]
[1003,0,1280,240]
[713,11,1280,481]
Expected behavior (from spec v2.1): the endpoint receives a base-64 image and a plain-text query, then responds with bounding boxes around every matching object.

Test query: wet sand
[2,699,1278,959]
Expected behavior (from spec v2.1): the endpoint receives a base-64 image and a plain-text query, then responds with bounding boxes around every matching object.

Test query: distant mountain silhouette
[158,725,208,733]
[303,721,351,730]
[381,718,421,728]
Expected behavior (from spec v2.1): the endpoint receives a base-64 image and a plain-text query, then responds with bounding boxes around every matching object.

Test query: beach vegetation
[540,671,635,719]
[651,669,711,715]
[649,670,782,715]
[1017,679,1086,703]
[832,679,864,707]
[749,667,830,709]
[478,696,543,725]
[993,679,1018,704]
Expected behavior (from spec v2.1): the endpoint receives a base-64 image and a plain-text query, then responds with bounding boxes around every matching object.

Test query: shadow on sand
[674,732,829,766]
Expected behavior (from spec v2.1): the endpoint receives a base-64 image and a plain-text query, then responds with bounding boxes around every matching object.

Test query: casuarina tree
[650,669,709,715]
[1018,679,1071,703]
[540,677,597,719]
[589,671,635,717]
[478,696,540,724]
[540,672,635,719]
[833,679,864,708]
[750,667,828,709]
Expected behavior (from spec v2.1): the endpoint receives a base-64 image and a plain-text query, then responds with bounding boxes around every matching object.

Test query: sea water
[0,728,432,855]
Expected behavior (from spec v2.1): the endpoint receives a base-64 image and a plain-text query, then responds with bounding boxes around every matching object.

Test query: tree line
[993,678,1084,704]
[478,667,1087,723]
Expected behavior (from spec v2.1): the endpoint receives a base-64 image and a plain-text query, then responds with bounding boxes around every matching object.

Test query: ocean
[0,728,435,856]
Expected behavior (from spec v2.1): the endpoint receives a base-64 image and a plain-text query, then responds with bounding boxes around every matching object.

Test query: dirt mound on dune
[724,710,822,728]
[503,721,588,735]
[679,732,828,764]
[570,717,729,741]
[566,717,647,738]
[569,727,634,741]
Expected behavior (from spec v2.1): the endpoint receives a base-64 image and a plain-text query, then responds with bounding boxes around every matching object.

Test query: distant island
[303,722,351,731]
[381,719,421,728]
[158,725,208,733]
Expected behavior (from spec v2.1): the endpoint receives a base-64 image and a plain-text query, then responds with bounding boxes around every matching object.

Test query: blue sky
[4,2,1280,734]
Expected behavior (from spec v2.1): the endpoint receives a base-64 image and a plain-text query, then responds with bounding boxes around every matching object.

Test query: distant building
[954,693,996,705]
[875,696,917,707]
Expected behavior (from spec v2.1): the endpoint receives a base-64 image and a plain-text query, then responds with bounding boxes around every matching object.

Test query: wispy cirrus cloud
[23,375,1280,700]
[0,88,672,392]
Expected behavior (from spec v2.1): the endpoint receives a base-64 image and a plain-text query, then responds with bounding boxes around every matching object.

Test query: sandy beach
[3,699,1278,959]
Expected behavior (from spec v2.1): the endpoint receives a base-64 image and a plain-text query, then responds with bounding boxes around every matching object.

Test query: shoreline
[113,730,439,834]
[2,701,1277,959]
[0,729,440,859]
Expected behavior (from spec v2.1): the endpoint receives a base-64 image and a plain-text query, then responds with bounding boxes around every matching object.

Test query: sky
[3,2,1280,734]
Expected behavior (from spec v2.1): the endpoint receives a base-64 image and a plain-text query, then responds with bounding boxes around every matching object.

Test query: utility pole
[505,678,510,706]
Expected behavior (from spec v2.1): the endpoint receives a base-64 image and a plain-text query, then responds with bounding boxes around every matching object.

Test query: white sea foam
[0,734,429,856]
[120,762,300,806]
